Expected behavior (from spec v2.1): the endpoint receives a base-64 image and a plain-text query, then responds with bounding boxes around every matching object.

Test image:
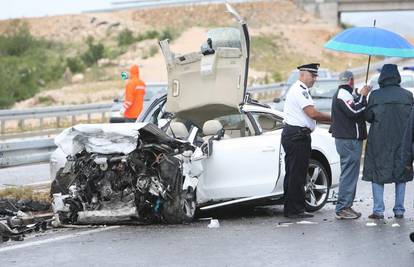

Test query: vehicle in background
[368,68,414,95]
[271,79,340,113]
[286,68,334,88]
[109,83,167,123]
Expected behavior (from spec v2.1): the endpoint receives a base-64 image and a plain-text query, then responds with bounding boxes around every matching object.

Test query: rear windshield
[206,27,241,49]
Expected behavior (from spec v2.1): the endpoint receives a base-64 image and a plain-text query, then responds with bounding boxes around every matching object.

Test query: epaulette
[300,84,307,90]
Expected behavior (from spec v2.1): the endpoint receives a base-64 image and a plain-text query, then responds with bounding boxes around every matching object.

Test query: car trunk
[160,12,250,127]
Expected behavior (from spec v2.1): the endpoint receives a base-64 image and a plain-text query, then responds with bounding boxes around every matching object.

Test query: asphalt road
[1,179,413,267]
[0,163,50,188]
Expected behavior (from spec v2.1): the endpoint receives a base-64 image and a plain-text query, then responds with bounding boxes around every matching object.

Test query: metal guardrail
[0,103,112,135]
[0,82,284,133]
[0,138,56,168]
[0,83,169,135]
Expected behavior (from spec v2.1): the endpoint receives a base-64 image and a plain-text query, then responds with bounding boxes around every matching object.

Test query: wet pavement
[0,179,413,267]
[0,163,49,188]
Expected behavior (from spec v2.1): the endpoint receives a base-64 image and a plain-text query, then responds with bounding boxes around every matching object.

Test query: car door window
[213,113,253,138]
[250,112,284,133]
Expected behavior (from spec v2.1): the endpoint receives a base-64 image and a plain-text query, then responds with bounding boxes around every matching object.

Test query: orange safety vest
[123,65,146,119]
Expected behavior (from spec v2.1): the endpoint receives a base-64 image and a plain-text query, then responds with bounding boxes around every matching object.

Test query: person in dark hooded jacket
[363,64,413,220]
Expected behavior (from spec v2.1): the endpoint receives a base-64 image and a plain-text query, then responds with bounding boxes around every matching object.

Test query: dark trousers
[281,125,312,216]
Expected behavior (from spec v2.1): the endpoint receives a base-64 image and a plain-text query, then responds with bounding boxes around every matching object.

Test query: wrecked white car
[50,4,340,225]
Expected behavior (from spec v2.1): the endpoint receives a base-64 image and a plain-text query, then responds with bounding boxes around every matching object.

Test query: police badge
[302,91,310,99]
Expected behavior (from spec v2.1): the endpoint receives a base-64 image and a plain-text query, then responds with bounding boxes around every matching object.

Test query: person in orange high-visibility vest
[120,65,146,122]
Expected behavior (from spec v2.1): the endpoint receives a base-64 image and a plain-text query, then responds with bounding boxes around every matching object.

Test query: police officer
[282,63,331,218]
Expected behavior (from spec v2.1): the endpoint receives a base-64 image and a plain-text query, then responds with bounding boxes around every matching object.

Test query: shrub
[271,71,283,82]
[136,30,160,42]
[66,57,85,73]
[159,28,175,41]
[0,21,66,109]
[81,36,105,66]
[37,95,56,105]
[0,20,34,56]
[117,28,135,46]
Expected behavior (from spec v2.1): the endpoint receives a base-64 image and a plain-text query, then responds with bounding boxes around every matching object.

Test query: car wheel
[305,159,330,212]
[162,178,196,224]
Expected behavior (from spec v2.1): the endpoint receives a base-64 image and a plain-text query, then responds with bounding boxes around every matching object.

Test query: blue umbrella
[324,23,414,83]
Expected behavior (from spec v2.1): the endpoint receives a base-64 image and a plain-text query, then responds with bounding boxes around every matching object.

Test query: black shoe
[285,212,314,219]
[395,214,404,219]
[368,213,384,220]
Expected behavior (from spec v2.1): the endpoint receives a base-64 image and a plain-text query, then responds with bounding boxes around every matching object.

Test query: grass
[250,34,304,82]
[0,186,50,202]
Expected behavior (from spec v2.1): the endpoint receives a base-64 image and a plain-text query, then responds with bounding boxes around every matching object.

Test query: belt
[284,124,311,134]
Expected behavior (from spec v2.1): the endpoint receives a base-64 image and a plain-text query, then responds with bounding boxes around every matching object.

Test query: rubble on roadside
[0,186,53,243]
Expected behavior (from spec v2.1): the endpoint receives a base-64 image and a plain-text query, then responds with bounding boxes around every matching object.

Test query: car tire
[162,178,196,224]
[305,159,330,212]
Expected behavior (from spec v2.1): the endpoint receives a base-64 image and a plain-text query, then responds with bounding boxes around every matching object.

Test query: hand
[405,165,412,171]
[119,107,125,116]
[359,85,372,96]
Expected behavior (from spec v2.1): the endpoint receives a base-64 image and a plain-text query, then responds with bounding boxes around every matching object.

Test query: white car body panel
[197,133,281,203]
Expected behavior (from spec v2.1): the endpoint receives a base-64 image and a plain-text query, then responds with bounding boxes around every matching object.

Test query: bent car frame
[50,4,340,225]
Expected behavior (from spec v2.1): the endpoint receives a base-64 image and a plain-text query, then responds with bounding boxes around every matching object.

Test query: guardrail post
[18,119,24,131]
[87,113,91,123]
[39,117,43,130]
[57,116,61,128]
[0,120,4,134]
[72,115,76,126]
[101,112,106,122]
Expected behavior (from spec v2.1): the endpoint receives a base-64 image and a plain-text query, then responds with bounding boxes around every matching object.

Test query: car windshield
[309,80,339,98]
[369,74,414,89]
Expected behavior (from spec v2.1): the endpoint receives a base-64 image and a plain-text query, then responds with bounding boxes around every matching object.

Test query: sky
[0,1,413,37]
[341,11,414,38]
[0,0,113,20]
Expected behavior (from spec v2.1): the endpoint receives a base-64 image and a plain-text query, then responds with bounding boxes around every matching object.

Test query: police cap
[297,63,320,75]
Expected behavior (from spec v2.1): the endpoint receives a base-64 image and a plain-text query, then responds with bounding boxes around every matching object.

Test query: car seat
[202,120,230,141]
[166,121,189,140]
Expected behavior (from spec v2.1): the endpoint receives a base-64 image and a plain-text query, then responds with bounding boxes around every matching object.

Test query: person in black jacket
[330,71,371,219]
[363,64,413,220]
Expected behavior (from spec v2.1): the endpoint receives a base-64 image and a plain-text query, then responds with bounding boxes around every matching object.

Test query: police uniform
[281,63,319,217]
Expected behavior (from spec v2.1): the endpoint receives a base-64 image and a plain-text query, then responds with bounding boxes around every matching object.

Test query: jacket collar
[339,84,353,94]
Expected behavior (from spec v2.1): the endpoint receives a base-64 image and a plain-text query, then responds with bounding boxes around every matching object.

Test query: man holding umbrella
[282,63,331,218]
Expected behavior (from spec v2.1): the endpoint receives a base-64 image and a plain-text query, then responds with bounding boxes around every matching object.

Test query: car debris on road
[0,199,53,243]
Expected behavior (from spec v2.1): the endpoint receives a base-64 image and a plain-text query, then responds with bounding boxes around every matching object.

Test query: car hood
[55,123,147,156]
[159,4,249,125]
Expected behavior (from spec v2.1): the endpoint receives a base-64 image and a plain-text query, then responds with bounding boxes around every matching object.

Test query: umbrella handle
[365,55,371,84]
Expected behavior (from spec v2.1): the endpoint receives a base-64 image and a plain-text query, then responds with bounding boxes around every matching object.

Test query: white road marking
[0,226,120,253]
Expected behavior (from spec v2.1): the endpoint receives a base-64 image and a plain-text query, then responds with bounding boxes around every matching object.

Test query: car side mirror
[273,97,281,103]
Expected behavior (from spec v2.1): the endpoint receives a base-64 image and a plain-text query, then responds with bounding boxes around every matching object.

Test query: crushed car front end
[51,123,200,225]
